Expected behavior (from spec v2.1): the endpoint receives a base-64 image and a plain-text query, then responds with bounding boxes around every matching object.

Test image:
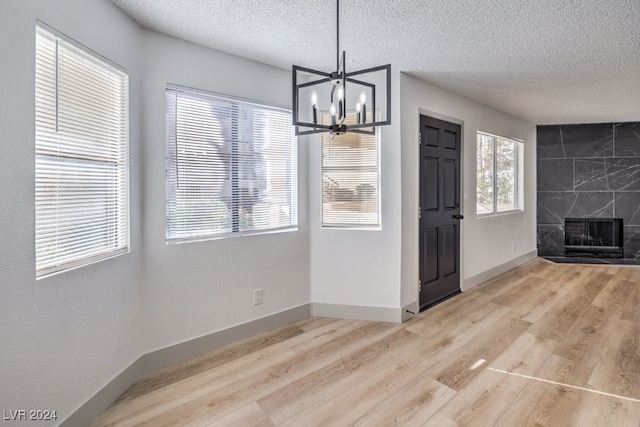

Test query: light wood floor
[92,259,640,426]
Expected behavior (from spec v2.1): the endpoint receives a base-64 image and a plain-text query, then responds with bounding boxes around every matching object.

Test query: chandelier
[292,0,391,136]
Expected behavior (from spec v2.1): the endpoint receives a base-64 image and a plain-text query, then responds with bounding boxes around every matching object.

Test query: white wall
[400,73,537,307]
[139,30,310,354]
[0,0,144,421]
[0,1,310,423]
[309,71,403,313]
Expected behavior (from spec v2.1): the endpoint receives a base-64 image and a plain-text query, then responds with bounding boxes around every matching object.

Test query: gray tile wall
[537,122,640,258]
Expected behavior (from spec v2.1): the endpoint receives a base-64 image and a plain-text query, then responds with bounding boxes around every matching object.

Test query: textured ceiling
[109,0,640,124]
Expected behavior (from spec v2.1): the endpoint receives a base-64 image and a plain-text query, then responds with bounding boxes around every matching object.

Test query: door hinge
[418,206,422,219]
[418,132,422,145]
[418,280,422,292]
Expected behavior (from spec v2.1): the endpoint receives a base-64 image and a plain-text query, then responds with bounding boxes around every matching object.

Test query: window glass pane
[241,108,294,232]
[476,132,522,216]
[166,87,297,243]
[321,113,381,227]
[168,93,232,238]
[476,134,494,214]
[496,138,517,212]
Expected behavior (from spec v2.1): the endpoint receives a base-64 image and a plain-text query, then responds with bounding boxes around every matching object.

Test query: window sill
[477,209,524,219]
[166,226,299,245]
[321,225,382,231]
[36,246,130,280]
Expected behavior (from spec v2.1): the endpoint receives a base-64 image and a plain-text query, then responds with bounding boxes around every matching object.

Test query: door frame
[417,110,465,306]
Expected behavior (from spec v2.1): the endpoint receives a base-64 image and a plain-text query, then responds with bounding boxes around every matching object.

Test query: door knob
[453,214,464,220]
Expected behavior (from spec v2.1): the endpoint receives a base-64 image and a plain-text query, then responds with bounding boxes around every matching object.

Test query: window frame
[35,23,130,279]
[165,84,298,244]
[476,131,523,217]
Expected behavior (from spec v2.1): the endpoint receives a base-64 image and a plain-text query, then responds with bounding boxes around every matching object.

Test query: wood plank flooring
[92,259,640,426]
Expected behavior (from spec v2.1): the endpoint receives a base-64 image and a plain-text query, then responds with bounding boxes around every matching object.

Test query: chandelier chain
[336,0,340,70]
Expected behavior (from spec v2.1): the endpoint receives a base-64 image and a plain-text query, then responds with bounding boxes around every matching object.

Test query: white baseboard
[311,302,404,323]
[142,304,311,373]
[60,357,142,427]
[61,303,311,427]
[463,249,538,291]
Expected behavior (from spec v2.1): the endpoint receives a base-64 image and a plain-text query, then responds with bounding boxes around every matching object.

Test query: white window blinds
[166,86,297,243]
[321,114,381,228]
[35,25,129,278]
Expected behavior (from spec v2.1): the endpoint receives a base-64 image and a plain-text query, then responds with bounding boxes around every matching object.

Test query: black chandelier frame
[292,0,391,136]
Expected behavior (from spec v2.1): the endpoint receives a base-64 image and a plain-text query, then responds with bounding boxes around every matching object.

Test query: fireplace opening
[564,218,623,258]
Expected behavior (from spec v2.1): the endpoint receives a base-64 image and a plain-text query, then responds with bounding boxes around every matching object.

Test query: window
[321,115,381,228]
[35,25,129,278]
[476,132,522,215]
[165,86,297,243]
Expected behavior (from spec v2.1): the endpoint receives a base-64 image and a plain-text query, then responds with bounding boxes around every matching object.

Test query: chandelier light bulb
[356,102,361,112]
[337,86,344,119]
[330,103,337,125]
[360,92,367,124]
[311,92,318,125]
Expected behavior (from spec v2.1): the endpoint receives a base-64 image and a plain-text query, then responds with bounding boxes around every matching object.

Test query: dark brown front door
[419,115,462,310]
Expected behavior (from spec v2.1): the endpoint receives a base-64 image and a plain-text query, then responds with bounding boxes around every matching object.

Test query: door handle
[453,214,464,220]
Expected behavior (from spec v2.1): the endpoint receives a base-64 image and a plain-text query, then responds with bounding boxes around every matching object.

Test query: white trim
[142,304,311,373]
[477,130,524,143]
[36,20,128,74]
[60,304,311,426]
[166,83,290,112]
[463,250,538,291]
[477,209,525,219]
[60,358,141,427]
[311,302,402,323]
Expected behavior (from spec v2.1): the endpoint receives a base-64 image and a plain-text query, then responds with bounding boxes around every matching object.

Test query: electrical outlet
[254,288,263,305]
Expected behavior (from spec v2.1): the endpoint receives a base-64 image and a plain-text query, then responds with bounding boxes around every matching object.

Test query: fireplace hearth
[564,218,623,258]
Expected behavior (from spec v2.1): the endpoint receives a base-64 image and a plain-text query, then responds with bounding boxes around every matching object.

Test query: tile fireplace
[537,122,640,260]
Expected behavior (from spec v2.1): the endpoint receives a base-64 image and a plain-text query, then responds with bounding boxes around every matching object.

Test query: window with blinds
[165,86,297,243]
[321,114,381,228]
[35,25,129,278]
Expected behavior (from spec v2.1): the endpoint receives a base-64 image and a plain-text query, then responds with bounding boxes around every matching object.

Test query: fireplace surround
[537,122,640,260]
